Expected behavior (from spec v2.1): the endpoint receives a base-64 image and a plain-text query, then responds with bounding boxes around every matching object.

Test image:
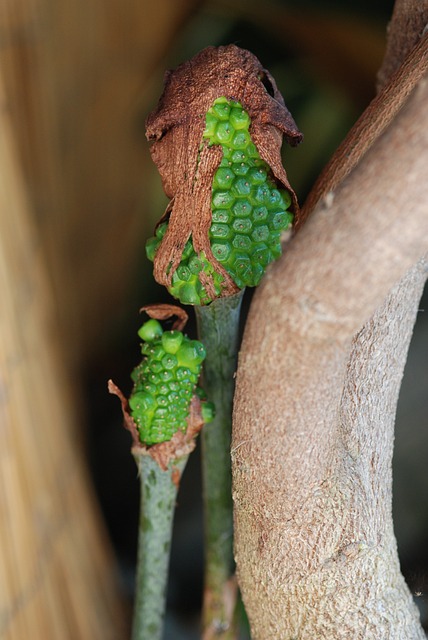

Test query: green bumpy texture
[129,319,214,445]
[146,97,293,305]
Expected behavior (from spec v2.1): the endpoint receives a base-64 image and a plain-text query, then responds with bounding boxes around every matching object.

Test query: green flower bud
[128,392,156,413]
[129,324,212,445]
[161,330,184,354]
[177,341,206,372]
[145,97,293,305]
[138,319,163,343]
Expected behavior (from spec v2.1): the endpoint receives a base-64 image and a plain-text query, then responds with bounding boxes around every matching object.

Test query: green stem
[195,289,245,639]
[132,453,188,640]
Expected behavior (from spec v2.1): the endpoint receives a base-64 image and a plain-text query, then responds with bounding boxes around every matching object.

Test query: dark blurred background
[3,0,426,637]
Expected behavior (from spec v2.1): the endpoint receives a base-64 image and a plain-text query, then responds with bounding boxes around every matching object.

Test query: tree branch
[302,29,428,217]
[270,72,428,342]
[232,12,428,638]
[232,71,428,522]
[233,257,427,638]
[377,0,428,89]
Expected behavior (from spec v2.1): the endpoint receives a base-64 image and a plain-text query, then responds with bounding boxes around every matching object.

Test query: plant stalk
[132,452,188,640]
[195,289,245,639]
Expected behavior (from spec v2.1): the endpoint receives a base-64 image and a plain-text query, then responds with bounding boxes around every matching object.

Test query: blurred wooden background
[1,0,426,638]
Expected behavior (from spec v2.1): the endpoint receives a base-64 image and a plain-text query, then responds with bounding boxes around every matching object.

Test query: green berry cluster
[146,228,224,305]
[146,96,293,304]
[203,97,293,288]
[129,319,214,445]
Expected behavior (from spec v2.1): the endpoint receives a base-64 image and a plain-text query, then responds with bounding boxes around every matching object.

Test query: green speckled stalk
[195,290,244,638]
[132,453,188,640]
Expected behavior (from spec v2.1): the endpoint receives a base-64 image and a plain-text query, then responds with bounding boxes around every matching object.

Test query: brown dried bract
[140,303,188,331]
[108,381,204,474]
[146,44,303,298]
[107,379,140,445]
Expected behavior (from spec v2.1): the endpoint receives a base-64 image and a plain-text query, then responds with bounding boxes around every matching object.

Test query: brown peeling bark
[232,21,428,640]
[145,45,302,296]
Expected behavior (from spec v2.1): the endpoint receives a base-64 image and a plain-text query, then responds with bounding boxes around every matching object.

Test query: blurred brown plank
[0,62,127,638]
[0,0,200,365]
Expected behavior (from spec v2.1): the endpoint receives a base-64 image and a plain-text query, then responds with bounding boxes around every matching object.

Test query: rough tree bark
[232,2,428,638]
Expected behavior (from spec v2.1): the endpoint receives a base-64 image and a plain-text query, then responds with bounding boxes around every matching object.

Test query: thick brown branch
[273,73,428,340]
[233,258,427,639]
[377,0,428,89]
[232,52,428,640]
[302,30,428,219]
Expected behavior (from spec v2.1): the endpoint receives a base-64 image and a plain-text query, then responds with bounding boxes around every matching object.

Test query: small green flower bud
[177,341,206,372]
[138,319,163,343]
[128,392,156,413]
[161,330,184,354]
[129,322,212,445]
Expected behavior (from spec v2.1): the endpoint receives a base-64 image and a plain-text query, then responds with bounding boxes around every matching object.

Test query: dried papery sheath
[146,45,302,305]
